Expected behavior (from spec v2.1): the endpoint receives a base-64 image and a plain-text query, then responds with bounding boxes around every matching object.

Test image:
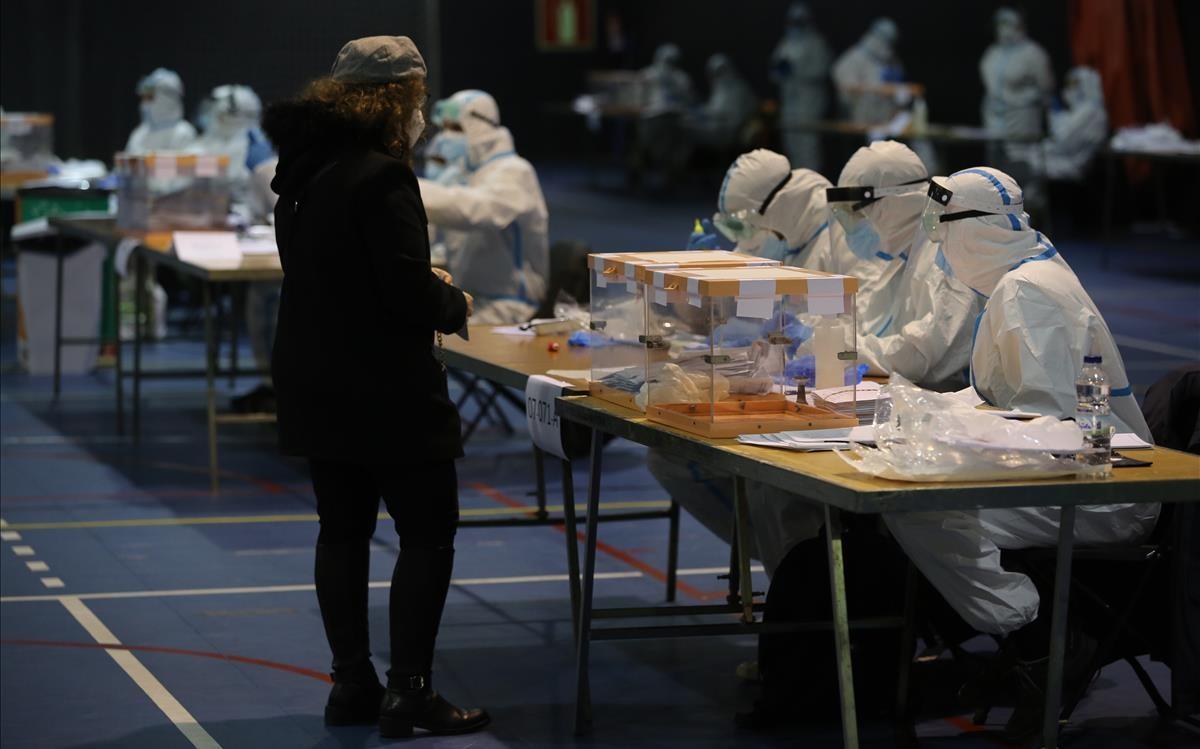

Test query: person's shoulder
[344,151,419,196]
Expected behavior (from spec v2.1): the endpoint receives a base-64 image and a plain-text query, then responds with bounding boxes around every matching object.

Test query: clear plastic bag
[836,375,1085,482]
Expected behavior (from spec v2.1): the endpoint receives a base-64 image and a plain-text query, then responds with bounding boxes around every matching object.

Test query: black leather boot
[379,675,490,738]
[315,542,380,725]
[325,678,385,726]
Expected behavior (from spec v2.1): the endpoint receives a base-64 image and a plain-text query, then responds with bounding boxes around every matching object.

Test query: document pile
[737,425,876,452]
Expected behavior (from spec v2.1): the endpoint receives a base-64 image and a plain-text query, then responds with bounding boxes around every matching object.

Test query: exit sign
[536,0,595,51]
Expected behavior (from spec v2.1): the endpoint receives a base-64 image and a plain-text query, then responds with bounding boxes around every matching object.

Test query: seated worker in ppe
[1012,66,1108,181]
[831,18,904,126]
[885,167,1155,743]
[653,148,840,561]
[828,140,980,390]
[418,90,549,325]
[633,44,694,184]
[686,54,759,152]
[980,8,1054,153]
[126,68,197,153]
[196,85,265,186]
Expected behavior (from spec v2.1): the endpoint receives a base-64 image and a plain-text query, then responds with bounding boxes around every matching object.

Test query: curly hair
[296,76,426,162]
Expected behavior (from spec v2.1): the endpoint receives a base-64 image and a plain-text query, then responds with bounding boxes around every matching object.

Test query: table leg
[533,447,549,521]
[824,505,859,749]
[665,500,680,603]
[53,233,64,401]
[229,284,240,388]
[203,283,219,493]
[1041,504,1077,749]
[895,563,919,725]
[560,457,582,643]
[132,254,144,442]
[573,428,602,736]
[734,476,754,624]
[112,252,124,437]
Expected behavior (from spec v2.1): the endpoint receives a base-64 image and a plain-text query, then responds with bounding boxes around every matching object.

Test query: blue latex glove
[880,66,905,84]
[784,355,816,383]
[245,128,276,172]
[687,218,723,250]
[568,330,592,347]
[846,363,869,385]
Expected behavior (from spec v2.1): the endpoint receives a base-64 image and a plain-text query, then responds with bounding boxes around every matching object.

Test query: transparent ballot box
[643,266,859,437]
[587,251,780,409]
[0,112,54,170]
[115,152,232,231]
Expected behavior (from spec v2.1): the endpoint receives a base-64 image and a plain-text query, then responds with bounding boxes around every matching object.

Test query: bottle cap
[1084,354,1102,364]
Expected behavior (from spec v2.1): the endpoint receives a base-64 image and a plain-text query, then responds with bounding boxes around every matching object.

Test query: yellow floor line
[2,501,671,531]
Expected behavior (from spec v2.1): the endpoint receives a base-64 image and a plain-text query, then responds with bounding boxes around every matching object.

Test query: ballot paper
[1112,433,1153,450]
[173,231,242,269]
[493,325,536,337]
[737,426,876,451]
[237,236,278,256]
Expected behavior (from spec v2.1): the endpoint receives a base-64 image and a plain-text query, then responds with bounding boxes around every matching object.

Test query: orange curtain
[1069,0,1194,134]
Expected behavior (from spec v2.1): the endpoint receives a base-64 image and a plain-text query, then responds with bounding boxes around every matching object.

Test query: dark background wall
[2,0,1194,163]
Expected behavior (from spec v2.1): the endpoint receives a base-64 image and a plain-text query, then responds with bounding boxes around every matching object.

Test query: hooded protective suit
[690,54,759,150]
[979,9,1054,143]
[847,142,980,389]
[418,90,549,324]
[1016,66,1107,180]
[884,167,1157,635]
[770,2,832,169]
[125,68,197,153]
[195,84,263,183]
[832,18,903,125]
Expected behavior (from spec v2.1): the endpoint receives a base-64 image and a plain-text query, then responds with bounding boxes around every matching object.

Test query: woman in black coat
[262,36,488,738]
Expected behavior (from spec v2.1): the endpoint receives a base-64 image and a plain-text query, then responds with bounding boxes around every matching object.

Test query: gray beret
[331,36,427,84]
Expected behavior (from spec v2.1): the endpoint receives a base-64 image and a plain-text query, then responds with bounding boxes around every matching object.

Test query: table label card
[525,375,575,460]
[173,231,242,270]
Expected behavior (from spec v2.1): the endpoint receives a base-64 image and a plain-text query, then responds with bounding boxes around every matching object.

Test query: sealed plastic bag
[836,375,1085,482]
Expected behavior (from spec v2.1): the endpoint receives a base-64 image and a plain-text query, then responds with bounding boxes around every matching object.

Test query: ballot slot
[586,251,780,411]
[642,265,860,438]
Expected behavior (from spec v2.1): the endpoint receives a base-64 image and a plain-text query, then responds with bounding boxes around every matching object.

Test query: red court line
[467,481,724,602]
[1,638,331,683]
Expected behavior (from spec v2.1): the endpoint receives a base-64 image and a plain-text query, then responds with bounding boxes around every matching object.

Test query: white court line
[677,565,766,575]
[59,596,222,749]
[1112,334,1200,360]
[1,531,21,541]
[0,571,645,604]
[26,561,50,572]
[0,518,8,528]
[40,578,65,589]
[12,546,35,557]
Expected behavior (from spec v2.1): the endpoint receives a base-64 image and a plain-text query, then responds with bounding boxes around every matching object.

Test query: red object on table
[548,341,561,352]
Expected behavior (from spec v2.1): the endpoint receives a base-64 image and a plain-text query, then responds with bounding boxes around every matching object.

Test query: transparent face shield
[712,208,769,243]
[825,178,929,234]
[921,178,1021,243]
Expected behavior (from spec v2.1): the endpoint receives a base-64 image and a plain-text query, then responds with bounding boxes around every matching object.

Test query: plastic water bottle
[1075,354,1113,478]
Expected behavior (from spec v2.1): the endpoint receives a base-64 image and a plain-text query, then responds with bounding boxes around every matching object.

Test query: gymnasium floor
[2,163,1198,748]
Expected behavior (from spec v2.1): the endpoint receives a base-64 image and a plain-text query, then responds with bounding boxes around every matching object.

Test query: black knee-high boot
[380,546,489,738]
[315,542,384,725]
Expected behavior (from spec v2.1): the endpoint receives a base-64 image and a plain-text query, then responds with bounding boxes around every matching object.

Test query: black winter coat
[263,101,468,462]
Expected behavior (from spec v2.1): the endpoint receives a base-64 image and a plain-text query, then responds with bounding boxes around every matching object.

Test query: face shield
[921,177,1022,243]
[714,169,792,243]
[825,178,927,235]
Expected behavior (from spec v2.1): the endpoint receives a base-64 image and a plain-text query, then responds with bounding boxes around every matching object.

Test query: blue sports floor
[2,162,1199,748]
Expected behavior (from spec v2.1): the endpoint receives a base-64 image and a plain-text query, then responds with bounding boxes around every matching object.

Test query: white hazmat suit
[832,18,903,126]
[689,54,758,150]
[770,2,832,169]
[1016,66,1108,180]
[841,142,981,389]
[885,167,1157,635]
[980,9,1054,145]
[125,68,197,154]
[195,84,263,184]
[419,90,549,324]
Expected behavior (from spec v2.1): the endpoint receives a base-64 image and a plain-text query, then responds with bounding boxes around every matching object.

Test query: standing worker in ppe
[125,68,197,153]
[687,54,758,152]
[633,43,694,185]
[832,18,904,126]
[828,140,980,390]
[418,90,549,325]
[886,167,1155,742]
[770,2,831,169]
[651,148,840,556]
[980,8,1054,157]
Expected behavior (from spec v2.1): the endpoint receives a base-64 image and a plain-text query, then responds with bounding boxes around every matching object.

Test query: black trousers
[309,458,459,688]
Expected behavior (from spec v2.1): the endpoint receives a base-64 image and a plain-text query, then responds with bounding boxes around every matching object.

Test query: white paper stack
[737,426,876,451]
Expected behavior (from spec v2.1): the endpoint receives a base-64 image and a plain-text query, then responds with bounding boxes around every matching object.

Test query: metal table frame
[556,395,1200,749]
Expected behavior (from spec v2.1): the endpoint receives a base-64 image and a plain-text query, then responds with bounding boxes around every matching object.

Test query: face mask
[405,110,426,149]
[996,23,1021,45]
[758,234,791,262]
[144,93,182,128]
[844,219,883,261]
[864,35,892,60]
[738,229,780,258]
